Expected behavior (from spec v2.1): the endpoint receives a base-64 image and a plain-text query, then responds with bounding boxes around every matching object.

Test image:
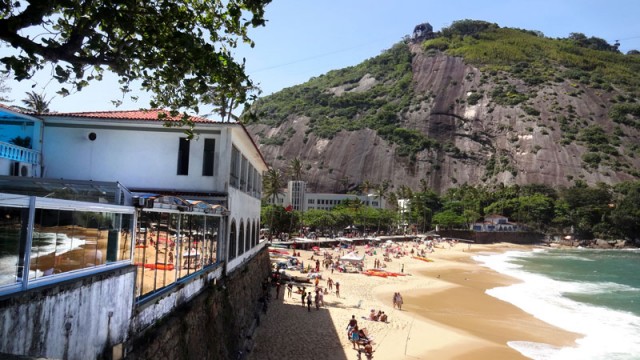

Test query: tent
[340,252,365,263]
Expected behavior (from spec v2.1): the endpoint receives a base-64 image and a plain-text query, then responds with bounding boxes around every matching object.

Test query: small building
[471,214,520,232]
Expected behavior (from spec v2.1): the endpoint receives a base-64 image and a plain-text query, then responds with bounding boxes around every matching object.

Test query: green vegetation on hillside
[246,43,440,158]
[422,20,640,92]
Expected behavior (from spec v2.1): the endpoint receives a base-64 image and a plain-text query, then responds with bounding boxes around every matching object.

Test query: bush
[467,92,483,105]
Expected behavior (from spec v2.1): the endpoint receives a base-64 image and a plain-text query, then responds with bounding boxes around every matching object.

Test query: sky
[4,0,640,116]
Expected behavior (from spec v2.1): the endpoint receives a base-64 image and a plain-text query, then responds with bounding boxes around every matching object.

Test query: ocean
[475,248,640,360]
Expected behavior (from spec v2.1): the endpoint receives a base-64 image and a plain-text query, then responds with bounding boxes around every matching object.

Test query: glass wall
[29,209,133,280]
[134,210,221,299]
[0,206,27,286]
[0,194,135,294]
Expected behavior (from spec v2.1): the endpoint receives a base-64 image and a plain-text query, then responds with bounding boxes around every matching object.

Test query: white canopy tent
[340,252,365,263]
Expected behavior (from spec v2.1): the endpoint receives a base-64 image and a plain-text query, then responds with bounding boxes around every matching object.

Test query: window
[230,146,240,188]
[240,156,247,191]
[177,137,190,175]
[308,199,315,204]
[202,139,215,176]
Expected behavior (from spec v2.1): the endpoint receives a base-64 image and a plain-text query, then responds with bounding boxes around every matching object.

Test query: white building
[267,180,385,211]
[0,107,268,359]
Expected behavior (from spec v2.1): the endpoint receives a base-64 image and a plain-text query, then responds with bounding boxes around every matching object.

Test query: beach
[248,241,581,360]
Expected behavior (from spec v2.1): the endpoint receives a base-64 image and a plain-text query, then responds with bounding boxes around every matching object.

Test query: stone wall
[438,230,544,244]
[125,248,271,360]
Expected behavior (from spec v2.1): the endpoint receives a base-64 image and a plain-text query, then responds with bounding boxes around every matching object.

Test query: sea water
[475,248,640,360]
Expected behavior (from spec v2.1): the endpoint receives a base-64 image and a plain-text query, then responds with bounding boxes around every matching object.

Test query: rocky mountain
[243,20,640,194]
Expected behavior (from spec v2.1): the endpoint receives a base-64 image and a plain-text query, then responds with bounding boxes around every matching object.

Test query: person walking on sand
[393,292,398,308]
[396,292,404,310]
[302,291,307,307]
[314,290,320,310]
[318,289,325,307]
[335,281,340,298]
[327,277,333,291]
[287,282,293,298]
[350,325,360,349]
[306,292,312,312]
[275,281,281,299]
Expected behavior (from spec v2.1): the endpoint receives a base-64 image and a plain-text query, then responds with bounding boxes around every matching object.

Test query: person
[287,282,293,297]
[314,290,320,310]
[350,325,360,349]
[363,342,374,358]
[314,276,320,288]
[347,315,358,333]
[301,291,307,307]
[396,292,403,310]
[369,309,377,321]
[335,281,340,298]
[318,289,325,306]
[327,277,333,291]
[306,292,312,312]
[380,311,388,322]
[275,282,281,299]
[392,292,398,308]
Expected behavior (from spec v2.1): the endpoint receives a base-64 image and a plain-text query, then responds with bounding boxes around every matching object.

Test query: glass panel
[30,209,130,279]
[0,206,27,287]
[135,211,183,297]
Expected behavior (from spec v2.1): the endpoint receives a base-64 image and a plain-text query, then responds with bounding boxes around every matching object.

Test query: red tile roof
[41,109,220,123]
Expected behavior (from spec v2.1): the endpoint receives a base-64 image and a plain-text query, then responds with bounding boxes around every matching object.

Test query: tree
[263,168,285,204]
[18,91,52,113]
[0,73,10,101]
[360,180,373,195]
[288,157,303,181]
[1,0,271,132]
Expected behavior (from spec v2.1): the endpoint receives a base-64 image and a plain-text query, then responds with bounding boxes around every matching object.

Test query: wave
[475,250,640,359]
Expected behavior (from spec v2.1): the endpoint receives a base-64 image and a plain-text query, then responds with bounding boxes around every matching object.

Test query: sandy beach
[248,241,581,360]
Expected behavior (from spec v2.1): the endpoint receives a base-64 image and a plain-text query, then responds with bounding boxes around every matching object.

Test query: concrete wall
[438,230,544,244]
[0,266,136,360]
[125,248,271,360]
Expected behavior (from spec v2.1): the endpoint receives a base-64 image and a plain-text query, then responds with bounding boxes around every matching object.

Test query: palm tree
[19,91,52,114]
[262,168,285,238]
[288,157,303,181]
[263,168,285,204]
[360,180,373,196]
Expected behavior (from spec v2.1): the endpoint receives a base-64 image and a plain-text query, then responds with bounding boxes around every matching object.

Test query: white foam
[475,250,640,360]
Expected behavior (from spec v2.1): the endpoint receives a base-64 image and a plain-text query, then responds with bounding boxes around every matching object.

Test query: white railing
[0,141,40,164]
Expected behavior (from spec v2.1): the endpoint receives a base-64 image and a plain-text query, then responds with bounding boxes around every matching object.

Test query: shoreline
[248,242,581,360]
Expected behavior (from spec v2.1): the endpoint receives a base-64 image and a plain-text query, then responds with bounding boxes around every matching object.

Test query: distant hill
[243,19,640,194]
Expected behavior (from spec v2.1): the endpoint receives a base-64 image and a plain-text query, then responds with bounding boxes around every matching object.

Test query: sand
[248,241,581,360]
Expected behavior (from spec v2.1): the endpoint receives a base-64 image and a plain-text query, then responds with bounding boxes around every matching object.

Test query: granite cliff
[244,21,640,194]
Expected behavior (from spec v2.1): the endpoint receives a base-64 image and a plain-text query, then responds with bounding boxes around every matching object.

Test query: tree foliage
[1,0,271,131]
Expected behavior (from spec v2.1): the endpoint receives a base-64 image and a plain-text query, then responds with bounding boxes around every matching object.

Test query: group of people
[368,308,388,322]
[346,315,374,355]
[392,292,403,310]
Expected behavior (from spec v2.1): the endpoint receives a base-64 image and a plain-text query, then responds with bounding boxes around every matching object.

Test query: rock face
[246,42,640,194]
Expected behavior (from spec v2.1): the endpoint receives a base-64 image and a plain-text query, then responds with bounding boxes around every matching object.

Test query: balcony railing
[0,141,41,164]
